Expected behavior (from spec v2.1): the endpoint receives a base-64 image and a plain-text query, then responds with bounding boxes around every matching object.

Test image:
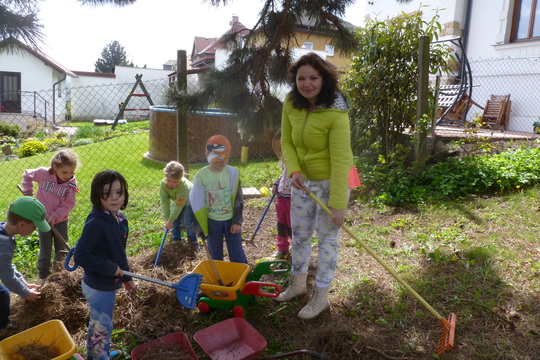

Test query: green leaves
[363,146,540,206]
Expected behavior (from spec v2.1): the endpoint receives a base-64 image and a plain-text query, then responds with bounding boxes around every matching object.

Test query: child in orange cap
[189,135,247,263]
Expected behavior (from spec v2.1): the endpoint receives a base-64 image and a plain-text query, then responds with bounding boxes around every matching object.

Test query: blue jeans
[82,280,116,360]
[207,218,247,264]
[172,206,197,244]
[0,284,10,330]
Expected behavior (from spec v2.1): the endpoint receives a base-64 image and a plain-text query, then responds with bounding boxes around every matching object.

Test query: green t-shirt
[197,166,233,221]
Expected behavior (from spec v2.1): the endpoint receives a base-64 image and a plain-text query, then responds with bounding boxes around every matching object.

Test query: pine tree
[170,0,361,136]
[94,40,134,73]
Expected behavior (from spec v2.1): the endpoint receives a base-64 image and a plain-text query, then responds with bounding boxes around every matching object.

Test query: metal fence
[1,55,540,207]
[435,56,540,138]
[0,73,279,209]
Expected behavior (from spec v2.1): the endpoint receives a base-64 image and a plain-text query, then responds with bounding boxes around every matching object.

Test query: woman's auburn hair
[287,52,339,110]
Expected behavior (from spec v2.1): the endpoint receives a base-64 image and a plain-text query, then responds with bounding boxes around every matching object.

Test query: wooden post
[176,50,189,173]
[430,75,441,154]
[414,36,430,171]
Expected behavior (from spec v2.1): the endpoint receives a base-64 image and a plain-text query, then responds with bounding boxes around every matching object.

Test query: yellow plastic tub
[192,260,251,301]
[0,319,77,360]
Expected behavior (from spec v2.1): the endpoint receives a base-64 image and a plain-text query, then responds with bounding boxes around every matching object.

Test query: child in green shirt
[159,161,197,245]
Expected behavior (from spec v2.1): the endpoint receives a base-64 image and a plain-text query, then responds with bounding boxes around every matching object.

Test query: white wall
[68,66,171,121]
[1,48,69,122]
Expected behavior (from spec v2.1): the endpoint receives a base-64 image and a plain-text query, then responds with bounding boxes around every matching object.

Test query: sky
[37,0,366,71]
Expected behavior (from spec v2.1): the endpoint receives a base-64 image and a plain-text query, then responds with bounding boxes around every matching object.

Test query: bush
[42,137,67,150]
[0,121,20,137]
[74,125,104,141]
[73,138,94,146]
[363,146,540,206]
[0,136,17,146]
[19,140,48,157]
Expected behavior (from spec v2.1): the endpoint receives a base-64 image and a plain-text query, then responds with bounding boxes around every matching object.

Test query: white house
[0,37,77,125]
[365,0,540,133]
[0,37,173,123]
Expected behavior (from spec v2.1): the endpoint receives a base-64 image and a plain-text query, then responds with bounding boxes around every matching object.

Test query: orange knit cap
[205,135,231,164]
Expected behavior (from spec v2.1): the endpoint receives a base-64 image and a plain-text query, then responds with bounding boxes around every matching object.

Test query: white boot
[297,286,330,319]
[274,274,307,302]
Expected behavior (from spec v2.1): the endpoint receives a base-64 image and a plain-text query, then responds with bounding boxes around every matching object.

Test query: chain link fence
[435,56,540,137]
[2,55,539,208]
[0,72,280,210]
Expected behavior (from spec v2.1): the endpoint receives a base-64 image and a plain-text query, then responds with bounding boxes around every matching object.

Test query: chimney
[230,14,239,26]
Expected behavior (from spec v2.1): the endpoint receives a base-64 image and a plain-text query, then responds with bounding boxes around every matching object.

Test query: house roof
[191,15,250,68]
[0,37,78,78]
[191,36,218,58]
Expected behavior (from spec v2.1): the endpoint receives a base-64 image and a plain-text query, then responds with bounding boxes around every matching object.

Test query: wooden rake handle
[302,186,444,321]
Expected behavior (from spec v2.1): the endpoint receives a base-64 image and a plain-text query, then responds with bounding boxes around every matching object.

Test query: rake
[303,187,456,355]
[244,192,276,247]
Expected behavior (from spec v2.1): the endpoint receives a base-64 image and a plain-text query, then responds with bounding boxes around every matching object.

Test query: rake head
[437,313,457,355]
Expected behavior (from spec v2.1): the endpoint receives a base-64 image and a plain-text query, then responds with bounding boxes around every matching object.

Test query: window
[302,42,313,50]
[325,45,335,56]
[512,0,540,41]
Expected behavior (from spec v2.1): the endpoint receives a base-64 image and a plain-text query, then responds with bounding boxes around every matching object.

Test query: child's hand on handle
[123,280,136,291]
[165,220,173,229]
[272,184,278,194]
[290,172,305,190]
[230,223,242,234]
[114,266,123,277]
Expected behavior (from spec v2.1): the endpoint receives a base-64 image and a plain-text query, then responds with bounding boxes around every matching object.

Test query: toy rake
[303,187,456,355]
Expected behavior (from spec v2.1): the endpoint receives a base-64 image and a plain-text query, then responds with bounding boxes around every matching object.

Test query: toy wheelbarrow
[194,260,290,318]
[64,247,202,310]
[194,317,324,359]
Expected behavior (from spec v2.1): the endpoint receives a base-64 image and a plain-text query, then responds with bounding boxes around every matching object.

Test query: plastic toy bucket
[0,319,77,360]
[131,332,198,360]
[194,318,266,360]
[192,260,251,301]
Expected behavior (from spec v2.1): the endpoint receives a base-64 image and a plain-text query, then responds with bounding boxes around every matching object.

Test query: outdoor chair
[481,94,511,130]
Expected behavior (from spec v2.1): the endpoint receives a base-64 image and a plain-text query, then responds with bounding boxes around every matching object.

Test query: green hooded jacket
[281,92,353,210]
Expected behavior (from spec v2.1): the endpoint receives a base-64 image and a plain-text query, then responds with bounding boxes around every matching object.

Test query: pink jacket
[21,167,79,224]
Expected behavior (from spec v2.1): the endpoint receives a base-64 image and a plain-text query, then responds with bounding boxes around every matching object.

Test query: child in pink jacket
[21,150,79,279]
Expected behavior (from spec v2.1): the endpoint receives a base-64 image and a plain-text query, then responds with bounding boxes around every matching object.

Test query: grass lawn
[1,131,281,276]
[4,130,540,358]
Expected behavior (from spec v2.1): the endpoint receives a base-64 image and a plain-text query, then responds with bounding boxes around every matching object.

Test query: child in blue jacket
[74,170,135,360]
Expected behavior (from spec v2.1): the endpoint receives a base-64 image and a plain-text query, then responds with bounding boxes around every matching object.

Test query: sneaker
[274,251,291,260]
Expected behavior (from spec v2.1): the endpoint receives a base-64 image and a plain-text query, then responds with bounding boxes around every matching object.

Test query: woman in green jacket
[275,52,354,319]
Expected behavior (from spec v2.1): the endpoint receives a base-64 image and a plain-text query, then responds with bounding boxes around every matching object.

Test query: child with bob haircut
[21,149,79,279]
[189,135,247,263]
[159,161,197,245]
[74,170,135,360]
[0,196,50,338]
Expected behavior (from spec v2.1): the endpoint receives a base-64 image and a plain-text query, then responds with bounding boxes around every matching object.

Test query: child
[0,196,50,338]
[74,170,135,360]
[271,130,292,260]
[21,149,79,280]
[159,161,197,245]
[189,135,248,264]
